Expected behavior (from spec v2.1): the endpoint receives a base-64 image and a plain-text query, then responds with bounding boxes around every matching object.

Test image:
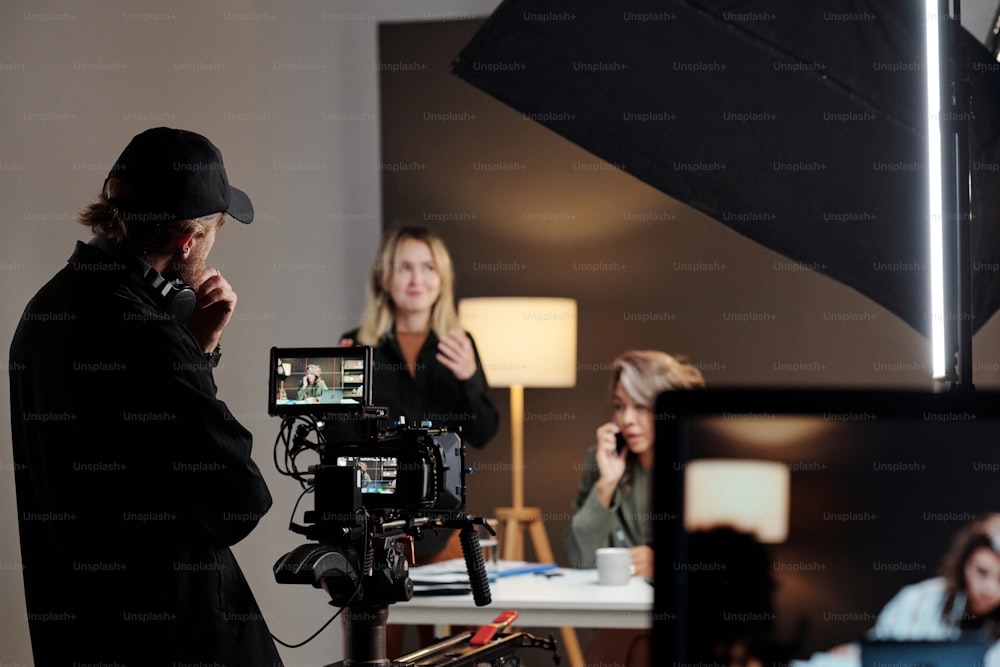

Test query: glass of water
[478,520,500,576]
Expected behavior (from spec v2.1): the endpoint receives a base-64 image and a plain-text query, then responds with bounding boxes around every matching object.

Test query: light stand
[927,0,975,390]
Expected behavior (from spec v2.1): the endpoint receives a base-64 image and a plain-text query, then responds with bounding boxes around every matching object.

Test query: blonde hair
[356,226,460,345]
[613,350,704,485]
[613,349,705,406]
[79,177,217,257]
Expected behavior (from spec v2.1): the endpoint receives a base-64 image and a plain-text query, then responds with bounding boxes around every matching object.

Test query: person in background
[565,349,705,575]
[358,461,373,489]
[298,363,327,401]
[686,527,783,666]
[338,224,500,656]
[564,349,704,667]
[871,513,1000,657]
[799,513,1000,667]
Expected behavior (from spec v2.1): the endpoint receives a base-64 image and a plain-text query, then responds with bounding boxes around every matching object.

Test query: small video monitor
[335,455,399,495]
[268,346,372,417]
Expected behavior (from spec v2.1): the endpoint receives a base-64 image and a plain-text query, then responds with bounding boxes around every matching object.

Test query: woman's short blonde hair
[356,225,460,345]
[613,349,705,406]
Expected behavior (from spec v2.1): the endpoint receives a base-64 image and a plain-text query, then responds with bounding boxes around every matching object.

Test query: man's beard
[167,247,209,291]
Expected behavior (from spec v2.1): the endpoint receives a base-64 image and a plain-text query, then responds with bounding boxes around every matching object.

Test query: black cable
[270,607,344,649]
[273,417,305,482]
[269,419,374,651]
[287,484,315,533]
[272,418,290,477]
[269,509,367,651]
[273,416,324,487]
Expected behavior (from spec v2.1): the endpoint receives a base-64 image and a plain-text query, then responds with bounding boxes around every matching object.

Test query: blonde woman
[339,225,499,448]
[340,225,500,656]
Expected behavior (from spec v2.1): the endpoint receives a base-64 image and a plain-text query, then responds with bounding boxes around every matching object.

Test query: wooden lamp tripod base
[493,386,583,666]
[494,506,553,563]
[495,388,554,561]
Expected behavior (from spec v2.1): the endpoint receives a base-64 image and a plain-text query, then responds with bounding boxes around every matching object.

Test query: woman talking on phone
[564,349,705,577]
[564,349,703,667]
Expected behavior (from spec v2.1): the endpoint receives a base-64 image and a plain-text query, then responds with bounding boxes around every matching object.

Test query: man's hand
[185,267,236,353]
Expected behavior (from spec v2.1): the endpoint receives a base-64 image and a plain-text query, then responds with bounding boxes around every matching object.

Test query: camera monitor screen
[336,456,398,495]
[268,346,372,416]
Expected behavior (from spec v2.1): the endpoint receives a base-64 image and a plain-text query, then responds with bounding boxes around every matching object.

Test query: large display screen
[652,389,1000,663]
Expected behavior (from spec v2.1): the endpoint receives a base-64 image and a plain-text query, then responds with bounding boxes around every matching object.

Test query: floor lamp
[458,297,584,666]
[458,296,577,559]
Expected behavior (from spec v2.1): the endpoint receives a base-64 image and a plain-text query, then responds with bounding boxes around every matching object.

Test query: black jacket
[9,240,281,666]
[341,327,499,449]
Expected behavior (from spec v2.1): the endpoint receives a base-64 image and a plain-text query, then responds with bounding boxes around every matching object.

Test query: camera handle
[458,523,492,607]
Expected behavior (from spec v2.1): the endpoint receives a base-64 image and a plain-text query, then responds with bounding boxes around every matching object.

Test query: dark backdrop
[377,17,952,569]
[378,16,1000,658]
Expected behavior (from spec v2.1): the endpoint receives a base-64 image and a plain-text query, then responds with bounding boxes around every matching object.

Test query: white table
[387,560,654,630]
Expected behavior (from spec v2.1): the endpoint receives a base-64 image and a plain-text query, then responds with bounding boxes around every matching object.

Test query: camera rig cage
[267,346,557,666]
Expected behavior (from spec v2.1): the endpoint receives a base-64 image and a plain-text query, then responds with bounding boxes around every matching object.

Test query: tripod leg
[343,605,390,667]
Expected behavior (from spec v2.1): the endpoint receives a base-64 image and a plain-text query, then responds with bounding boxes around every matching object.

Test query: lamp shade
[684,459,790,543]
[458,297,577,388]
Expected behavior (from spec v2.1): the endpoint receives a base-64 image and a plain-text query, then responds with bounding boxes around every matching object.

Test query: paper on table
[410,558,559,587]
[492,562,559,579]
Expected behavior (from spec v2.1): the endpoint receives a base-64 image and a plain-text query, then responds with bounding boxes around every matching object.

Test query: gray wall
[0,2,499,665]
[3,1,1000,665]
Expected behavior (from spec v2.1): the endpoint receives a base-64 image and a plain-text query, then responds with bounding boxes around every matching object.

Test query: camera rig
[267,346,558,666]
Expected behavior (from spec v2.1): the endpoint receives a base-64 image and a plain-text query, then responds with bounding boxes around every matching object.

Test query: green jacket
[563,446,652,569]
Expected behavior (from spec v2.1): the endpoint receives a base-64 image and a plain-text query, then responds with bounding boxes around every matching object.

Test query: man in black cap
[9,127,282,666]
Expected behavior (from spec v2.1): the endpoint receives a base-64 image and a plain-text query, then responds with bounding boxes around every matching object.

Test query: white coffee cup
[596,547,632,585]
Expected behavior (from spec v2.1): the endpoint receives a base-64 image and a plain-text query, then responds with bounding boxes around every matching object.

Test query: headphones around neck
[139,263,196,322]
[88,235,196,321]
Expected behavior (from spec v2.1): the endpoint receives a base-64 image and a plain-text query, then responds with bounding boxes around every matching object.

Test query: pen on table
[496,562,559,578]
[535,571,563,578]
[614,525,629,548]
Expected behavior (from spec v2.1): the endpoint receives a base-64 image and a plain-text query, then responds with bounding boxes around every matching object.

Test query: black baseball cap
[105,127,253,224]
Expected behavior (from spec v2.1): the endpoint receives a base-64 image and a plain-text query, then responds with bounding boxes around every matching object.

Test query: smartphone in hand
[615,432,628,456]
